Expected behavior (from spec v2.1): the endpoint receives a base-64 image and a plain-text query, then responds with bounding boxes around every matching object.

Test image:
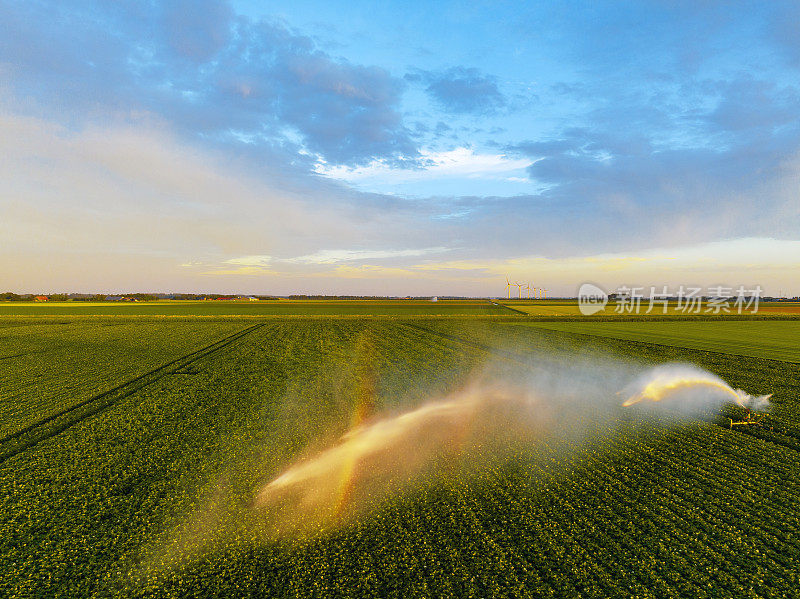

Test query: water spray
[620,364,772,429]
[253,382,542,531]
[254,361,773,535]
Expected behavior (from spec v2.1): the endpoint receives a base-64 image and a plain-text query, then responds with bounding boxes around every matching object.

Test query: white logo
[578,283,608,315]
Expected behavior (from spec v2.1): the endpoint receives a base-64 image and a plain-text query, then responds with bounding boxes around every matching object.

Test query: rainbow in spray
[254,381,545,531]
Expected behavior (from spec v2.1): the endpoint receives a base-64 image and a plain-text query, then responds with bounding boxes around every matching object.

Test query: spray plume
[254,360,771,535]
[621,364,772,412]
[254,382,545,530]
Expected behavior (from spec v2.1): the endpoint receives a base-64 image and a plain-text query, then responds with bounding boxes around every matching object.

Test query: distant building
[246,296,258,301]
[33,295,48,302]
[431,296,438,302]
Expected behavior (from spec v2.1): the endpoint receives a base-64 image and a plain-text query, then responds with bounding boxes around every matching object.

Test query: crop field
[2,315,799,597]
[501,300,800,317]
[499,301,583,316]
[0,300,515,317]
[523,320,800,362]
[0,320,247,438]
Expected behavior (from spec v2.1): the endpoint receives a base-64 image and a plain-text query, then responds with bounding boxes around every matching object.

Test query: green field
[0,320,246,437]
[2,315,799,597]
[501,300,800,317]
[6,299,796,318]
[0,299,515,317]
[524,320,800,362]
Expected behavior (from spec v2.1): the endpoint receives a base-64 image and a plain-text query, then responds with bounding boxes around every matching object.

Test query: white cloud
[315,147,532,184]
[224,255,272,267]
[283,247,449,265]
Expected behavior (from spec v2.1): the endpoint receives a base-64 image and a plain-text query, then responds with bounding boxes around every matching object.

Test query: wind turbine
[505,277,512,299]
[525,283,531,299]
[514,282,523,299]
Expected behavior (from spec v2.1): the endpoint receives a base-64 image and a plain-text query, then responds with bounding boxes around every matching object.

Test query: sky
[1,0,798,296]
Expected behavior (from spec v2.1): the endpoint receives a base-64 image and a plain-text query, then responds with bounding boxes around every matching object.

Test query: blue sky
[1,0,798,295]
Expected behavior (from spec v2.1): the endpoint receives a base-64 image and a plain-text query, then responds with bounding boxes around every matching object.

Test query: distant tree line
[286,295,469,300]
[288,295,392,300]
[0,292,158,301]
[1,292,33,301]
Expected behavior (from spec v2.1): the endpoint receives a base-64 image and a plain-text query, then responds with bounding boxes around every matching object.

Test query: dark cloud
[705,78,800,135]
[408,67,506,115]
[769,2,800,67]
[0,1,415,167]
[162,0,234,61]
[269,47,414,164]
[498,71,800,252]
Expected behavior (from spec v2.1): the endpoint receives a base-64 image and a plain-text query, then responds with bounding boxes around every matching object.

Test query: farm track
[0,322,267,464]
[0,351,42,360]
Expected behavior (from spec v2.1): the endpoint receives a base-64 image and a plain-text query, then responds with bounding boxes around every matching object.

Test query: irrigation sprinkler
[728,408,773,430]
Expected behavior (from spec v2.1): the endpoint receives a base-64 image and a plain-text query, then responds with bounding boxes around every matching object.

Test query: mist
[253,356,772,535]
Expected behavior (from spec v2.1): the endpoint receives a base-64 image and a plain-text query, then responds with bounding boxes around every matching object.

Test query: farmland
[501,300,800,317]
[0,299,514,317]
[0,320,247,438]
[523,320,800,362]
[1,314,799,597]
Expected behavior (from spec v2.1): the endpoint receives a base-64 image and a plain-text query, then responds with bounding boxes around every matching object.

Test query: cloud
[768,2,800,67]
[317,147,531,183]
[314,147,536,197]
[224,255,272,267]
[1,1,799,296]
[501,71,800,251]
[406,237,800,294]
[0,2,414,167]
[269,47,415,164]
[0,110,345,289]
[282,247,449,265]
[162,0,234,61]
[408,67,506,115]
[198,237,800,296]
[704,78,800,134]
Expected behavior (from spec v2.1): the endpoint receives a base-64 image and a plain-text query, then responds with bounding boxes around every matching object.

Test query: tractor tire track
[0,351,44,361]
[0,322,267,464]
